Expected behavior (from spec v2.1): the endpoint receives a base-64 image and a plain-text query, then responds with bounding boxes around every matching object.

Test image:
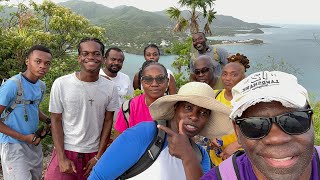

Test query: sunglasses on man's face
[234,109,313,139]
[141,75,167,85]
[194,67,211,75]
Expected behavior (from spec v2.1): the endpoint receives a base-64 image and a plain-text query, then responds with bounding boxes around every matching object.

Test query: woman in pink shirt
[114,61,169,137]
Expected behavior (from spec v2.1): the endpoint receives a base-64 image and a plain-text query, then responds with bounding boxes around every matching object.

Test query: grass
[313,102,320,145]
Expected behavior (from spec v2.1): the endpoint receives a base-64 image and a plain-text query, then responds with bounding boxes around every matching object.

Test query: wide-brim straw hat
[149,82,234,139]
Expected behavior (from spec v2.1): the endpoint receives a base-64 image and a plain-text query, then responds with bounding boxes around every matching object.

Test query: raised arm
[168,74,177,95]
[133,72,140,90]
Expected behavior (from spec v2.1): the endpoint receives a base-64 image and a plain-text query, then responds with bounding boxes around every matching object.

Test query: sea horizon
[121,24,320,102]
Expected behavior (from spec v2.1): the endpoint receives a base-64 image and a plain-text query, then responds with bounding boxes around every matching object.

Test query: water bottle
[215,138,224,157]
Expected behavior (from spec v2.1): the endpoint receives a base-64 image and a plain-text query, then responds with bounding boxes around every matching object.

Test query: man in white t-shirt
[45,38,119,179]
[99,47,133,113]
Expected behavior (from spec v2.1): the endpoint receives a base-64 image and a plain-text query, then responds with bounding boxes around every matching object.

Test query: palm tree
[166,0,216,35]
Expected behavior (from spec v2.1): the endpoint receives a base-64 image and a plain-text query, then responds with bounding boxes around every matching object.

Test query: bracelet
[94,156,99,161]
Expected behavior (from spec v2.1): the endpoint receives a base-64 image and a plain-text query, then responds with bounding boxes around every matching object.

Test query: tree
[0,0,107,154]
[250,56,303,78]
[166,0,217,88]
[0,0,105,88]
[166,0,216,35]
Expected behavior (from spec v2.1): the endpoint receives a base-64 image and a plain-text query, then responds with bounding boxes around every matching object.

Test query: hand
[83,157,97,177]
[58,157,77,174]
[157,120,192,160]
[220,141,240,160]
[24,134,41,145]
[210,138,222,150]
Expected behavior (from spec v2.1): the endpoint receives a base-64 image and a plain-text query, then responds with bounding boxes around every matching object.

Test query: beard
[107,65,120,73]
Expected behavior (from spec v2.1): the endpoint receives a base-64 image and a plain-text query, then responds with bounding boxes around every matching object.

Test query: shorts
[45,149,97,180]
[0,143,43,180]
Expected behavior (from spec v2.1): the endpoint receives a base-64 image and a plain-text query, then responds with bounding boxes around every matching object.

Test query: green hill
[58,0,277,53]
[1,0,276,54]
[59,0,274,30]
[60,1,172,28]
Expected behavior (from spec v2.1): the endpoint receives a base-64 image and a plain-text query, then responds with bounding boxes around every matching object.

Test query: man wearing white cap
[201,71,319,180]
[89,82,233,180]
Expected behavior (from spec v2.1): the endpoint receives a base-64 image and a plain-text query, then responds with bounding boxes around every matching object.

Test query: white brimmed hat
[230,71,309,119]
[149,82,233,138]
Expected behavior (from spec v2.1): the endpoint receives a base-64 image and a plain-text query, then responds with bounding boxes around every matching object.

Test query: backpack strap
[117,120,167,179]
[315,146,320,176]
[216,150,244,180]
[121,99,131,128]
[138,68,143,90]
[0,73,45,122]
[1,74,24,121]
[215,89,223,99]
[213,47,220,64]
[1,78,7,85]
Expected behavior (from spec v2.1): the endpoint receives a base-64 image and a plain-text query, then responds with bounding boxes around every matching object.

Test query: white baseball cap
[230,71,309,119]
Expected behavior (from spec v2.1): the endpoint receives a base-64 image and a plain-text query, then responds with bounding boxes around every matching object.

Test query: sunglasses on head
[141,75,167,85]
[234,109,313,139]
[194,67,211,75]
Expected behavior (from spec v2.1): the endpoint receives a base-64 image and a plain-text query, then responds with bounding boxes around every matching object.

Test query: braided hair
[143,44,160,57]
[227,53,250,72]
[137,61,168,89]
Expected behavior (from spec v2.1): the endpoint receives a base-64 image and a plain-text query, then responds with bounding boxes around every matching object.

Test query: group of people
[0,32,318,180]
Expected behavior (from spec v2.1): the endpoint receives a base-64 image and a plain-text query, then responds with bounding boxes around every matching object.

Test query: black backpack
[116,120,203,179]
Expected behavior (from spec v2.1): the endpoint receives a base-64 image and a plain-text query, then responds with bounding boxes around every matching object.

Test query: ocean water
[121,24,320,102]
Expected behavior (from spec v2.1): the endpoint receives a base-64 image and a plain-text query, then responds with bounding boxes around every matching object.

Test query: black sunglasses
[234,109,313,139]
[141,75,167,85]
[194,67,211,75]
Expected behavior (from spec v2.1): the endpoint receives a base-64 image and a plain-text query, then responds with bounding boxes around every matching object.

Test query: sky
[3,0,320,25]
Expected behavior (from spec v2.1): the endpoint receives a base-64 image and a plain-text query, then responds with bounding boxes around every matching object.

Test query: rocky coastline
[213,38,264,46]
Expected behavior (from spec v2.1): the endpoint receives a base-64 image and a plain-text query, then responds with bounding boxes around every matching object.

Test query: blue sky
[3,0,320,25]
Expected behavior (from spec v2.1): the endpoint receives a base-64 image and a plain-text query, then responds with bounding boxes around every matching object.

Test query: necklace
[79,72,99,106]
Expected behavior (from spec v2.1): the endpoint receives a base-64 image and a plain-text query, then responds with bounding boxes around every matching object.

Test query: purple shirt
[201,150,319,180]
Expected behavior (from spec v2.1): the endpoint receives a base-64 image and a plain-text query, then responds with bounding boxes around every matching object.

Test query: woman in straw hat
[89,82,233,180]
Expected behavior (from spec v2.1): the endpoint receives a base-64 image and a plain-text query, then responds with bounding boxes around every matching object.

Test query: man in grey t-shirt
[190,32,229,80]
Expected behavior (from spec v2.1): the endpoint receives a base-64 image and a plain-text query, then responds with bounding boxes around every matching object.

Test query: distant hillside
[58,0,113,21]
[60,0,274,30]
[1,0,276,54]
[57,0,277,53]
[154,10,273,29]
[60,1,172,28]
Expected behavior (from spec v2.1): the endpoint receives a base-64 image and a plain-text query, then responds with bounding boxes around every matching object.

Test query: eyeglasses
[141,75,167,85]
[194,67,211,75]
[234,109,313,139]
